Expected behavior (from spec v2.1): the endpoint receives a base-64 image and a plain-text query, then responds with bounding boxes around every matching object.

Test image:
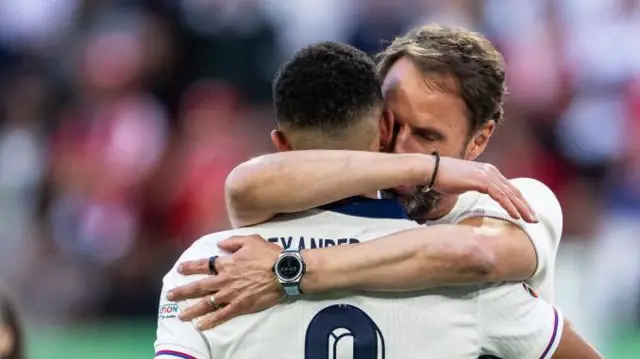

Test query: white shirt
[156,197,563,359]
[425,177,563,303]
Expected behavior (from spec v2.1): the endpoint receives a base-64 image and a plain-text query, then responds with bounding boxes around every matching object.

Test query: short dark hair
[273,42,383,133]
[377,24,506,130]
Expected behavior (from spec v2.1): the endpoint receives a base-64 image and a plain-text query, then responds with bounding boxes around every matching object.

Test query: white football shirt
[424,178,563,303]
[156,197,563,359]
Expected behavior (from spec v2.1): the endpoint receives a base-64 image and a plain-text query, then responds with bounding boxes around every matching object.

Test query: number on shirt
[304,304,385,359]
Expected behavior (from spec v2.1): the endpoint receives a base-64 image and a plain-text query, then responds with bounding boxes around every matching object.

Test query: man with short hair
[171,25,560,317]
[157,40,600,358]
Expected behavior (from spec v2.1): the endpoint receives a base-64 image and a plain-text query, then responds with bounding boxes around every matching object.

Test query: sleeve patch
[159,302,180,320]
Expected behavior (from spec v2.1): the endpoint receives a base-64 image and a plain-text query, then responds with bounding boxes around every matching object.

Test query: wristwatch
[273,248,306,296]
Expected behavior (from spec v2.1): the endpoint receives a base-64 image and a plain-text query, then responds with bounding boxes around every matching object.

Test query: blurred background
[0,0,638,357]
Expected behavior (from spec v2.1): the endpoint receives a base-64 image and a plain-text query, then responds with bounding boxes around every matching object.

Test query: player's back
[157,197,562,359]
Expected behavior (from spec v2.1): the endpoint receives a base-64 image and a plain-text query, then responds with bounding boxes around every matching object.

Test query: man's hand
[167,235,284,330]
[434,158,537,223]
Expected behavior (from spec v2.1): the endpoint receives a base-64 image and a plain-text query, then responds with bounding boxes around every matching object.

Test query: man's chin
[381,188,438,222]
[381,187,444,220]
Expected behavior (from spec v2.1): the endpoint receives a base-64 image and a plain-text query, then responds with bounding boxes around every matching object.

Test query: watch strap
[283,283,302,296]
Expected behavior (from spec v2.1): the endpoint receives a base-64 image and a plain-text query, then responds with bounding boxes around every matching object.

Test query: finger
[481,165,521,220]
[488,167,537,223]
[218,236,248,253]
[487,178,520,220]
[167,276,224,301]
[498,181,523,221]
[196,303,240,331]
[503,179,538,223]
[503,184,536,223]
[214,255,233,273]
[178,293,221,321]
[177,258,210,275]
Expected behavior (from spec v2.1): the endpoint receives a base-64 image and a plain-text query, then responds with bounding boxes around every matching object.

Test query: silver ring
[208,294,219,310]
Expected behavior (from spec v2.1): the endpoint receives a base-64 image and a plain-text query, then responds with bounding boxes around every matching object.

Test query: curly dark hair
[377,24,507,130]
[273,42,383,134]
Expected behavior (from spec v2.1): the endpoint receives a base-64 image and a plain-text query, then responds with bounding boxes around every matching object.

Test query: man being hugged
[170,25,563,329]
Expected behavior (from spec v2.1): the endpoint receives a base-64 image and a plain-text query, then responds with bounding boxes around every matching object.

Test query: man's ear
[465,120,495,160]
[379,109,395,152]
[270,129,293,152]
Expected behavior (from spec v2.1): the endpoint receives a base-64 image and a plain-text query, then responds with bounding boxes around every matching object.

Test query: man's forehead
[381,58,420,97]
[380,59,469,133]
[381,57,460,98]
[392,90,467,130]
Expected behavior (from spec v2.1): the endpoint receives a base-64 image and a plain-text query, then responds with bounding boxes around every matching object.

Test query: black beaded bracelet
[422,151,440,193]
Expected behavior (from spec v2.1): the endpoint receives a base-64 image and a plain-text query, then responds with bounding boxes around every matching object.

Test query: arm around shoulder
[225,151,433,227]
[225,156,281,228]
[456,216,538,283]
[454,178,563,289]
[300,222,520,293]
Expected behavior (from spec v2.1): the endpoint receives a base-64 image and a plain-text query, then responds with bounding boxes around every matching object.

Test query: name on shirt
[267,236,360,250]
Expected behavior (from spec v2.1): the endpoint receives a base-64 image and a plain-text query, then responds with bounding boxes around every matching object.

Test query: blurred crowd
[0,0,638,348]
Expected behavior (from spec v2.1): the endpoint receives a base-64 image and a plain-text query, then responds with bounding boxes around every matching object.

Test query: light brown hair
[377,24,507,131]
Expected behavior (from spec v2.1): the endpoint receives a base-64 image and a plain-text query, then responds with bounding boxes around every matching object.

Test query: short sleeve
[478,283,564,359]
[155,273,210,359]
[154,232,233,359]
[455,178,563,302]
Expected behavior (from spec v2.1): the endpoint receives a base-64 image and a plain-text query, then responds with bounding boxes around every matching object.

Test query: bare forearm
[226,151,434,227]
[552,322,603,359]
[300,225,496,293]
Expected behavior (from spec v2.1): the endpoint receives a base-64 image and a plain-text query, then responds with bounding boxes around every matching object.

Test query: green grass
[608,330,640,359]
[27,321,156,359]
[26,321,640,358]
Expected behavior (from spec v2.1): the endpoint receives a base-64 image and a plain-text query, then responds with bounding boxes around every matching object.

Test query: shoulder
[457,177,557,208]
[179,230,235,261]
[447,178,562,302]
[453,178,562,232]
[180,226,274,259]
[509,178,563,235]
[510,178,558,206]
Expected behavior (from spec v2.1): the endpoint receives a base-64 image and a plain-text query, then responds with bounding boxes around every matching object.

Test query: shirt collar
[318,196,409,220]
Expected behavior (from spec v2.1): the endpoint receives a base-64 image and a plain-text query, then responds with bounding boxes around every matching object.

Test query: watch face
[277,255,302,280]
